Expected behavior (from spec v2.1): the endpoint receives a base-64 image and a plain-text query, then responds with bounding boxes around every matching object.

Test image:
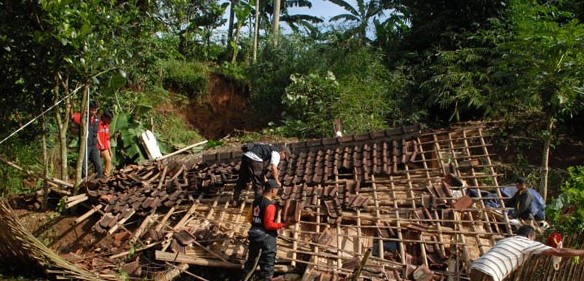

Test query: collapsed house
[0,124,532,280]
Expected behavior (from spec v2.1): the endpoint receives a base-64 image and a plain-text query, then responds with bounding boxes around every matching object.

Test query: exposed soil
[13,208,113,255]
[185,74,251,140]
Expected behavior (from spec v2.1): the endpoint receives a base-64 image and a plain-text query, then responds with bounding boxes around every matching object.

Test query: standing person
[97,109,113,178]
[72,100,102,178]
[243,180,291,281]
[470,225,584,281]
[507,177,534,220]
[233,143,291,205]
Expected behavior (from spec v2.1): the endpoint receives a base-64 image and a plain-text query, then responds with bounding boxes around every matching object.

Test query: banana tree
[232,0,253,63]
[328,0,385,44]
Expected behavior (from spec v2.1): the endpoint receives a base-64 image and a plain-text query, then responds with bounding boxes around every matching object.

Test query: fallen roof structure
[7,123,581,280]
[75,123,513,280]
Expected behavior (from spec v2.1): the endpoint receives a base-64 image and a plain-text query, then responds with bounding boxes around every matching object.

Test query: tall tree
[493,0,584,200]
[156,0,227,59]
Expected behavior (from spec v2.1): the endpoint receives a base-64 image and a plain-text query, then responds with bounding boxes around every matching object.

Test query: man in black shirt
[233,143,290,205]
[507,177,534,220]
[243,180,288,281]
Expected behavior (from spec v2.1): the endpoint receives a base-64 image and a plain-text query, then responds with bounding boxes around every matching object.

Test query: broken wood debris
[6,123,577,281]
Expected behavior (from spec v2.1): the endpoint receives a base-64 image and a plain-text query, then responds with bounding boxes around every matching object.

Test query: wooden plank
[108,209,136,234]
[66,194,88,203]
[131,213,158,244]
[156,140,208,161]
[65,195,88,209]
[350,248,372,281]
[370,175,384,259]
[74,205,103,224]
[461,129,492,254]
[155,251,241,268]
[156,166,168,190]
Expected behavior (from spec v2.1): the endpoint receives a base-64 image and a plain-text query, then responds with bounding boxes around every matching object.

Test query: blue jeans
[243,234,277,281]
[82,146,103,178]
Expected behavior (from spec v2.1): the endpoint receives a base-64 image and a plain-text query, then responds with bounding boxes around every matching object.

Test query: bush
[159,60,210,97]
[547,166,584,233]
[0,140,43,196]
[281,71,340,138]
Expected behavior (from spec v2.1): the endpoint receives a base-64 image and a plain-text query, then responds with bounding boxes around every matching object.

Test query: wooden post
[351,248,372,281]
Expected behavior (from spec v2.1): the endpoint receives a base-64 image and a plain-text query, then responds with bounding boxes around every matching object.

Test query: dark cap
[102,109,113,119]
[89,100,99,109]
[264,179,280,191]
[516,177,526,184]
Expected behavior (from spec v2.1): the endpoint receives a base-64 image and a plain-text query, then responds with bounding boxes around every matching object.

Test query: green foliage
[248,35,327,124]
[331,48,411,132]
[155,0,228,60]
[159,60,210,96]
[155,114,204,149]
[328,0,385,43]
[0,141,43,196]
[110,112,149,165]
[547,166,584,232]
[281,71,340,137]
[216,62,248,82]
[492,0,584,120]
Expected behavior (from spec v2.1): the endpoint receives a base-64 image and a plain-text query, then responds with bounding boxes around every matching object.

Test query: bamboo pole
[156,140,208,161]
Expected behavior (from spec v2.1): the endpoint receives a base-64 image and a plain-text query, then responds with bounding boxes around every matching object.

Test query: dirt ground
[13,208,113,255]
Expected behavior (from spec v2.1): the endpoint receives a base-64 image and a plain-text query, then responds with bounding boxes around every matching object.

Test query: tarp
[468,185,546,221]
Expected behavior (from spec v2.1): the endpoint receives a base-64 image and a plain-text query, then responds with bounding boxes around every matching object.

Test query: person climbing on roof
[242,180,294,281]
[232,143,291,206]
[470,225,584,281]
[507,177,543,222]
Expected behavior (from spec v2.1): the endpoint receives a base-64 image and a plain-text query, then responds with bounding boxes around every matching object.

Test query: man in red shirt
[71,101,102,178]
[97,110,113,178]
[243,180,292,281]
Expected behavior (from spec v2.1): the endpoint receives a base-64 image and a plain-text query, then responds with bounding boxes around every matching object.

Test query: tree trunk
[227,0,237,42]
[231,20,243,64]
[253,0,260,63]
[74,84,90,191]
[41,115,49,211]
[539,116,555,202]
[272,0,281,45]
[54,73,70,185]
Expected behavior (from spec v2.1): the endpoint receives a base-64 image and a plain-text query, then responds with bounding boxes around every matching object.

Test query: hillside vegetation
[1,0,584,228]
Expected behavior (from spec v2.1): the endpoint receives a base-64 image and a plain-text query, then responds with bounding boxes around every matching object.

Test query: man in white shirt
[470,225,584,281]
[232,143,290,206]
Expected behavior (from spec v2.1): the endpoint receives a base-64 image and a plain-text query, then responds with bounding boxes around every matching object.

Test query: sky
[287,0,352,22]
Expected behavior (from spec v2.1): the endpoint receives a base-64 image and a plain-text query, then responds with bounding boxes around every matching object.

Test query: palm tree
[328,0,385,44]
[252,0,322,60]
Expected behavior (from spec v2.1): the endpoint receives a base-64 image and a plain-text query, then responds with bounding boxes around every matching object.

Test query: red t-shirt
[97,120,110,150]
[263,204,285,231]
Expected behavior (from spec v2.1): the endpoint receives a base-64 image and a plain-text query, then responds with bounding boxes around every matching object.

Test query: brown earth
[13,208,113,255]
[185,74,251,140]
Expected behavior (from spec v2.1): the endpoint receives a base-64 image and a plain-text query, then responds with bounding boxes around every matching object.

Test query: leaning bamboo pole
[0,200,112,280]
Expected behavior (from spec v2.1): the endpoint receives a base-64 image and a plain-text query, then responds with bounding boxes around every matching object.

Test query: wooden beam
[155,251,241,268]
[156,140,208,161]
[74,205,102,224]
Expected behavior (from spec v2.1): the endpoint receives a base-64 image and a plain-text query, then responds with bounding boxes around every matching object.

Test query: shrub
[281,71,340,138]
[547,166,584,233]
[159,60,210,97]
